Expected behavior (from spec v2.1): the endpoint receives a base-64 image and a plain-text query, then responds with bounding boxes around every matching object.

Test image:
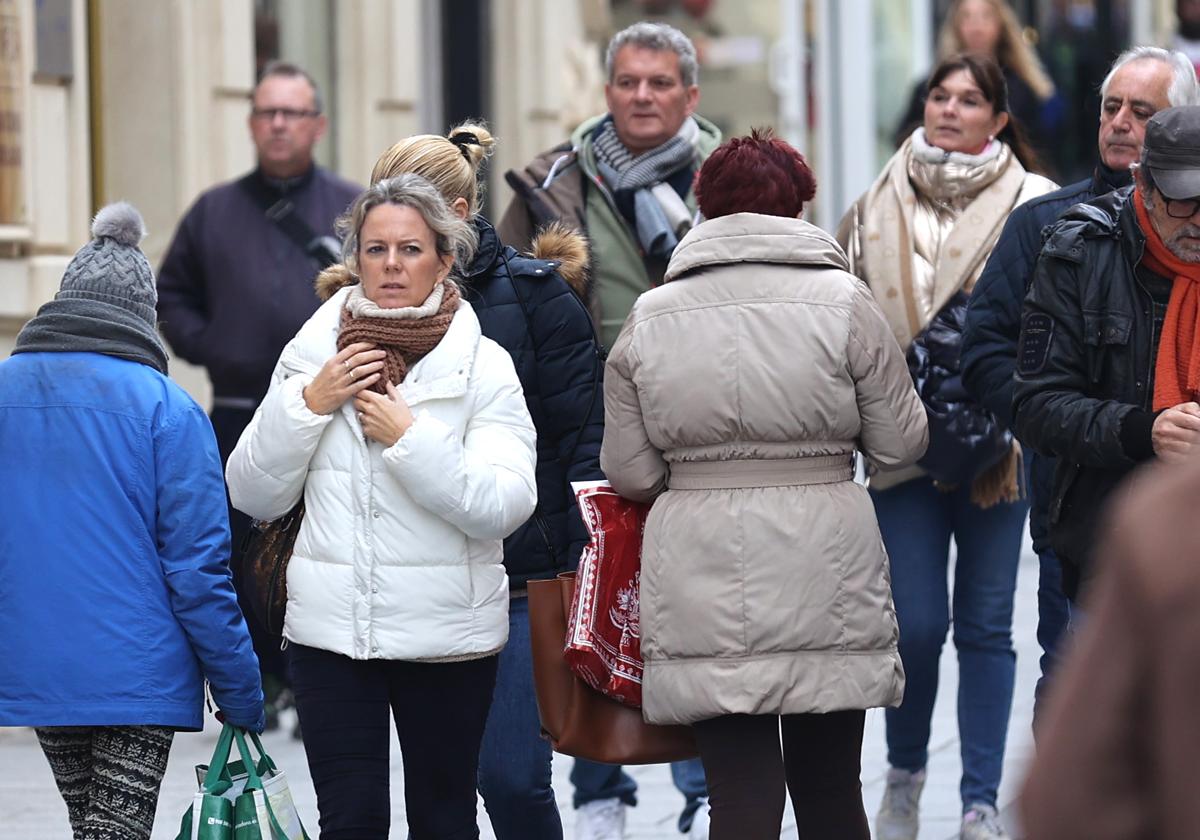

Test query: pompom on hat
[56,202,157,325]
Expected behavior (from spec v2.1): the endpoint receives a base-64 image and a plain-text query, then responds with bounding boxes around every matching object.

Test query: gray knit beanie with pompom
[57,202,157,325]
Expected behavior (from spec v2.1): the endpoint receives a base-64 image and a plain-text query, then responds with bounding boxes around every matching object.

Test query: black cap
[1144,106,1200,199]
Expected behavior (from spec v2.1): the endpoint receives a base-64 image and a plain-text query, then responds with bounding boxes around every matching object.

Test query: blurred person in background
[839,53,1057,840]
[962,46,1196,726]
[364,123,604,840]
[156,61,361,730]
[226,174,537,840]
[602,128,927,840]
[1174,0,1200,78]
[0,203,264,840]
[499,19,717,840]
[1020,456,1200,840]
[894,0,1058,169]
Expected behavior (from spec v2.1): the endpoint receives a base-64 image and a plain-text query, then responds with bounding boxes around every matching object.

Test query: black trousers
[693,710,870,840]
[288,643,499,840]
[210,405,288,688]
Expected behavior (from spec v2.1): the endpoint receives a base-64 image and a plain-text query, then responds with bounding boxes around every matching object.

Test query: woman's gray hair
[1101,47,1200,108]
[336,173,479,275]
[605,22,698,88]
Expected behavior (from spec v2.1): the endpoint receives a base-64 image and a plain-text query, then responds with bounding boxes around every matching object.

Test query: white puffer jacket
[227,285,537,661]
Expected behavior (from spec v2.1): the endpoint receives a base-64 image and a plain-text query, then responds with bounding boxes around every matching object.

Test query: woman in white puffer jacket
[226,173,536,840]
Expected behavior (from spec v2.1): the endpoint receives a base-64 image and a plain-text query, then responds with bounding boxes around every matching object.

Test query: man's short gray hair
[605,22,699,88]
[255,60,324,114]
[1101,47,1200,108]
[337,173,479,275]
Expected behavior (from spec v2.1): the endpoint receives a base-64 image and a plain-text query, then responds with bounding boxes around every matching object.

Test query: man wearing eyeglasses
[1014,105,1200,607]
[156,61,360,732]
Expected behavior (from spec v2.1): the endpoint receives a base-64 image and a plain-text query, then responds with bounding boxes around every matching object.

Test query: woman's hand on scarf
[355,381,414,447]
[303,342,387,415]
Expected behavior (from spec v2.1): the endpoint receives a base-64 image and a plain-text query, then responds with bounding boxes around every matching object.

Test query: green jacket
[498,114,723,348]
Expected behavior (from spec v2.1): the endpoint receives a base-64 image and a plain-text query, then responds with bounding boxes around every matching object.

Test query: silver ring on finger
[348,366,357,380]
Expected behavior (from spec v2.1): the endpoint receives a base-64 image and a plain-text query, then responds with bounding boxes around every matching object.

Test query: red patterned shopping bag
[564,481,652,709]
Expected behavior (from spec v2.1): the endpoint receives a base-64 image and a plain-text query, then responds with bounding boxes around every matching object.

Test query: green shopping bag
[175,725,310,840]
[175,725,237,840]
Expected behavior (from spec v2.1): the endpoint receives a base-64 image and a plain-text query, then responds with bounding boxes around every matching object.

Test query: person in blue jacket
[0,203,265,840]
[961,46,1197,724]
[357,124,604,840]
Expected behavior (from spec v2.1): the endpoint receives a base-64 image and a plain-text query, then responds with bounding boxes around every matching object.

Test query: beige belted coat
[600,213,929,726]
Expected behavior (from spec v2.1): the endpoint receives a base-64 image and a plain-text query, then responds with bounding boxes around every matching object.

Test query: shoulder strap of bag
[239,173,341,269]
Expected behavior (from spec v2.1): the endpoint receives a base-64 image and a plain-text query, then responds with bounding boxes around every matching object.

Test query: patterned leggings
[36,725,174,840]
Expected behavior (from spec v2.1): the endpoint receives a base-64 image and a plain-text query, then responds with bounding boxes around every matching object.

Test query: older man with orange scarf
[1014,106,1200,605]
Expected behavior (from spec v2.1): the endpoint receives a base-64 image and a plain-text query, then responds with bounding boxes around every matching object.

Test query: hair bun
[447,122,495,171]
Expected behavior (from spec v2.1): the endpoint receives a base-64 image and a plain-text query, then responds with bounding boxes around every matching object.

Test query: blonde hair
[369,121,496,216]
[938,0,1054,101]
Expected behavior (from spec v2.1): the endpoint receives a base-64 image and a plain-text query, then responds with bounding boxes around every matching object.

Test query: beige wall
[489,0,604,214]
[0,0,91,357]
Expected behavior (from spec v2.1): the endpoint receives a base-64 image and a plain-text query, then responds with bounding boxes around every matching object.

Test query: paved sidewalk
[1,540,1041,839]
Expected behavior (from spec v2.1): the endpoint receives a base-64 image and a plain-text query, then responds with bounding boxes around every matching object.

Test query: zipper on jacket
[533,511,558,561]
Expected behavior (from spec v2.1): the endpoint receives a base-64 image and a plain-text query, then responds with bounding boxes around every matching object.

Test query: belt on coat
[666,454,855,490]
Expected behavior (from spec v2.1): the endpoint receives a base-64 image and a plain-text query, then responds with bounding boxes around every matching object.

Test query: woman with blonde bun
[347,123,603,840]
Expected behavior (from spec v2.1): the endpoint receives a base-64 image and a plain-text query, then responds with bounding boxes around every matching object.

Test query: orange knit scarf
[1134,188,1200,410]
[336,282,460,394]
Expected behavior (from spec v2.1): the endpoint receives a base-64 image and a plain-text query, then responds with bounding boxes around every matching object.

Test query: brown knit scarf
[336,282,461,393]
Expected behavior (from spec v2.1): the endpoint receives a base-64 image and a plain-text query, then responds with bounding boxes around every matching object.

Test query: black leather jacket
[1013,187,1164,598]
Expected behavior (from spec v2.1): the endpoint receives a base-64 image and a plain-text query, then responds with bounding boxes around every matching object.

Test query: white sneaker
[687,797,710,839]
[875,767,925,840]
[960,803,1010,840]
[576,797,627,840]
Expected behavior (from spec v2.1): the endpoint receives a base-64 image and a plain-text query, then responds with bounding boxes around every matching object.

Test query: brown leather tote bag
[528,572,698,764]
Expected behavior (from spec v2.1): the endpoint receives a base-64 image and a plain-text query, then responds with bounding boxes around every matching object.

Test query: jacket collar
[1093,162,1133,195]
[663,213,850,281]
[463,217,503,286]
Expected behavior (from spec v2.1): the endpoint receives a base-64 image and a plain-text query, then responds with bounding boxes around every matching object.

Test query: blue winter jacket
[962,165,1130,549]
[462,220,604,586]
[0,352,264,731]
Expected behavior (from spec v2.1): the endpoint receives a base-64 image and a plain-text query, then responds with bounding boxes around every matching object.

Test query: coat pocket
[1081,311,1132,384]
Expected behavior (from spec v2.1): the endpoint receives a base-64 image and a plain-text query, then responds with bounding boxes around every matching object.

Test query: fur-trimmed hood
[529,221,589,298]
[315,263,356,302]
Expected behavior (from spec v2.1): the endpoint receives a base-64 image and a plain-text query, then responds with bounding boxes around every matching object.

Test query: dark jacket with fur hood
[318,217,603,588]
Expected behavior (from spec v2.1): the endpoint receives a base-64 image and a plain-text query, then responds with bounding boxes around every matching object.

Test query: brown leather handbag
[242,502,304,637]
[528,572,698,764]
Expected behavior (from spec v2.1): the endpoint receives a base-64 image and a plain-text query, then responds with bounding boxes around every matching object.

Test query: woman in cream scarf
[837,54,1056,840]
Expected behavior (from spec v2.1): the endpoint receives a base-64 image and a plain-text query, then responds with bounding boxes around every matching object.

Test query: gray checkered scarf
[592,116,700,260]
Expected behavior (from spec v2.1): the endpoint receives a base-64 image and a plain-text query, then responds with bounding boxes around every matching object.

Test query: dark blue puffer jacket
[461,218,604,588]
[962,165,1130,549]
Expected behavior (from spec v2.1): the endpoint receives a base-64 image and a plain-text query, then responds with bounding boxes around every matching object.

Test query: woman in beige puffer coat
[600,130,928,840]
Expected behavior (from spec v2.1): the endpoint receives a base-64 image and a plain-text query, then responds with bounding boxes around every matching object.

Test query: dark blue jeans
[871,477,1026,810]
[478,596,563,840]
[1032,548,1071,730]
[572,756,708,832]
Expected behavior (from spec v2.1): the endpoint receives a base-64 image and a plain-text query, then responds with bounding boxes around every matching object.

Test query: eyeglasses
[250,107,320,123]
[1163,193,1200,219]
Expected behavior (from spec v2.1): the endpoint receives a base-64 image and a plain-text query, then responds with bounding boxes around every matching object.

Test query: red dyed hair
[695,128,817,220]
